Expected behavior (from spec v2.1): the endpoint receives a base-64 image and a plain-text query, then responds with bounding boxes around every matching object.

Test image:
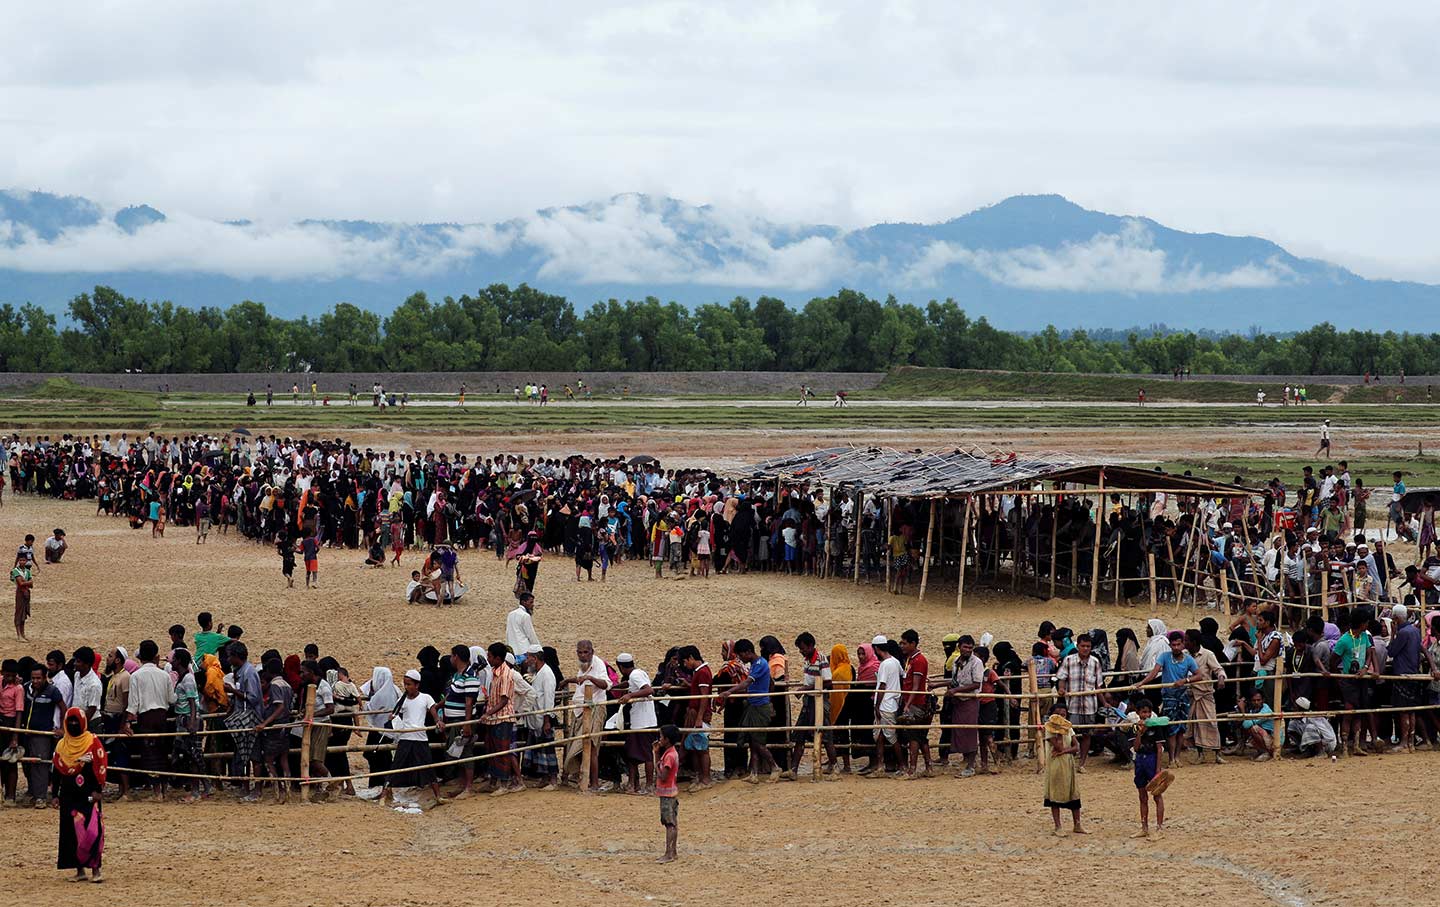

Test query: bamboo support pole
[1048,510,1059,600]
[956,495,973,614]
[1089,469,1106,605]
[578,683,593,793]
[1069,542,1079,596]
[812,688,824,781]
[991,504,1001,579]
[919,498,937,601]
[1219,569,1231,617]
[1147,551,1158,611]
[1165,537,1177,615]
[884,497,892,592]
[853,491,863,583]
[1027,660,1045,769]
[299,684,315,802]
[1272,658,1286,758]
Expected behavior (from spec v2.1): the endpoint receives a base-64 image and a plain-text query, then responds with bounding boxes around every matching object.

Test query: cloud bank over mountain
[0,188,1435,330]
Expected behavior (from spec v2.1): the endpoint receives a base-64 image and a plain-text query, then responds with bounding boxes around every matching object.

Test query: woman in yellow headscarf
[53,707,107,881]
[1041,705,1085,837]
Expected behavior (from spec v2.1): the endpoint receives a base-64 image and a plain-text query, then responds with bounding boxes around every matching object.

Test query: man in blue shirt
[716,639,777,782]
[1386,604,1423,753]
[1138,632,1196,768]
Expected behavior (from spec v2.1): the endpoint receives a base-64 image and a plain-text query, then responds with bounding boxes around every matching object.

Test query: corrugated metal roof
[734,446,1258,497]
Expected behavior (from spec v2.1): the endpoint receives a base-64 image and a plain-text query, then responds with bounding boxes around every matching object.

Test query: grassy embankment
[4,377,1440,438]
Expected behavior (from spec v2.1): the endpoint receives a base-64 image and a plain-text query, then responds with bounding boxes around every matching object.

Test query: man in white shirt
[290,659,335,785]
[71,647,104,725]
[614,653,657,792]
[522,645,559,788]
[127,639,177,797]
[46,650,74,727]
[559,640,610,789]
[506,594,542,654]
[867,636,902,777]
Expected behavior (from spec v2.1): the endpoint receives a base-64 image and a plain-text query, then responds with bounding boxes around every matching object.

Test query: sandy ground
[0,490,1430,907]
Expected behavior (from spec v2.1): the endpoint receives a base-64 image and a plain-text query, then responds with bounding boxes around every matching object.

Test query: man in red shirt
[680,646,713,791]
[898,629,934,778]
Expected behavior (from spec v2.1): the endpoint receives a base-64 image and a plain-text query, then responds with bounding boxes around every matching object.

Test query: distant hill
[1,188,1435,329]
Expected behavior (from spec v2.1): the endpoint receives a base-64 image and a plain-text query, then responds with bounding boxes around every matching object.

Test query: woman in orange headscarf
[829,644,855,771]
[53,707,107,881]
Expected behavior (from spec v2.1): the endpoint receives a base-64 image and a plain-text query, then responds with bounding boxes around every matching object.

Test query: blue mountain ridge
[0,189,1432,330]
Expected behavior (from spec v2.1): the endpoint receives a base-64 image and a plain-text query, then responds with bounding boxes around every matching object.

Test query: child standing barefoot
[654,725,681,863]
[1042,704,1086,836]
[1129,699,1171,838]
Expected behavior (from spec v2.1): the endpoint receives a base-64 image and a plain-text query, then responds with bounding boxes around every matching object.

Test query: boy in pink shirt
[653,724,681,863]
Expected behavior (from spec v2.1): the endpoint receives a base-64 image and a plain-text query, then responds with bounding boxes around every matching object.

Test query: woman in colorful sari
[53,707,107,882]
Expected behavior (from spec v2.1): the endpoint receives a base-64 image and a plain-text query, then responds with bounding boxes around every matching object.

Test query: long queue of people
[7,596,1440,811]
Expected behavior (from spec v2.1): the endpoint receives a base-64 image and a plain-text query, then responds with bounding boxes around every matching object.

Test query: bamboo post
[1175,524,1197,612]
[936,499,946,583]
[1013,500,1024,593]
[300,682,316,802]
[1048,505,1059,599]
[811,688,823,782]
[823,494,833,579]
[1089,470,1106,605]
[1165,537,1178,616]
[1147,551,1158,611]
[884,497,893,592]
[1238,512,1256,602]
[1069,542,1079,596]
[852,491,863,583]
[1219,569,1231,617]
[578,682,593,793]
[956,495,973,615]
[1114,550,1122,604]
[1271,662,1286,758]
[919,498,937,601]
[1027,660,1045,769]
[991,503,1001,579]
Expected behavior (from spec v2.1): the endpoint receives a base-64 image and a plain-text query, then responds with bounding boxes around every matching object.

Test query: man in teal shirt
[1330,612,1376,756]
[1240,691,1275,760]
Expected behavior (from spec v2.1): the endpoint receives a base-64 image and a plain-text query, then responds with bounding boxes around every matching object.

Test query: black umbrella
[628,454,658,466]
[231,427,252,436]
[509,487,539,504]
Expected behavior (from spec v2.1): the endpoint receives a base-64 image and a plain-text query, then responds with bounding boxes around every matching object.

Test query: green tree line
[0,283,1435,375]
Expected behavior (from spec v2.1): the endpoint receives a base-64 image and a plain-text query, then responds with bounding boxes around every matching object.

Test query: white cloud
[0,195,855,289]
[520,195,852,289]
[0,216,465,281]
[903,221,1297,293]
[0,2,1438,282]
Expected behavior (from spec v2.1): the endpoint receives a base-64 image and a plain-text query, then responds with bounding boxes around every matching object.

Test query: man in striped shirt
[482,642,521,796]
[442,645,482,798]
[1055,634,1106,772]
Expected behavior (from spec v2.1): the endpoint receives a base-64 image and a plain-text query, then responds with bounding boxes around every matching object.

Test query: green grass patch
[0,396,1438,433]
[12,378,162,408]
[878,367,1339,403]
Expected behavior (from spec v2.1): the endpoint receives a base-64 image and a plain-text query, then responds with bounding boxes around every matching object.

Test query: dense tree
[16,283,1440,376]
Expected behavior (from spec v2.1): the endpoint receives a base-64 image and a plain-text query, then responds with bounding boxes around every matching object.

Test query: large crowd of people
[4,429,1440,874]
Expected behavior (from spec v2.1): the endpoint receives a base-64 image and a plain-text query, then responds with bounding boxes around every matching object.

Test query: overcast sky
[3,1,1438,282]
